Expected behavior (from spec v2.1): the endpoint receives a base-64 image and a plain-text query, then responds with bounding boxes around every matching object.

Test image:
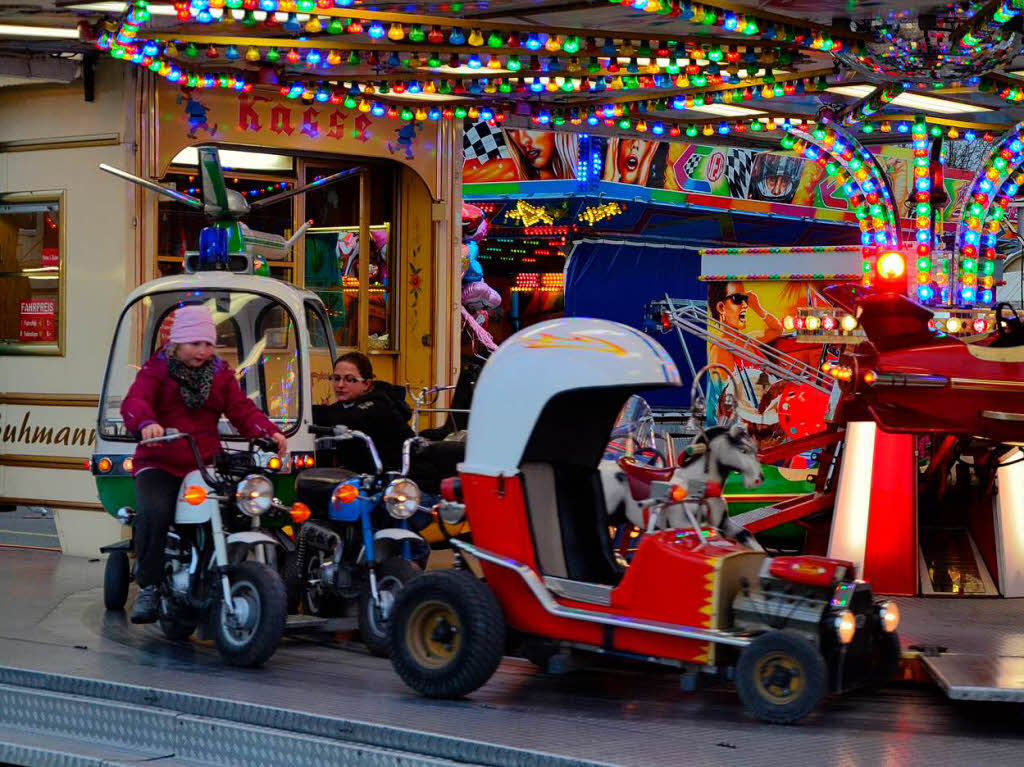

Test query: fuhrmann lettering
[0,411,95,447]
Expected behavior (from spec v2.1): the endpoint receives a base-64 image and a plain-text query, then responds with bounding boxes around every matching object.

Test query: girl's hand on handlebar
[270,432,288,457]
[141,424,165,441]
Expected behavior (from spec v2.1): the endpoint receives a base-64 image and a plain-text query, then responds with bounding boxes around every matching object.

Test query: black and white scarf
[168,355,215,409]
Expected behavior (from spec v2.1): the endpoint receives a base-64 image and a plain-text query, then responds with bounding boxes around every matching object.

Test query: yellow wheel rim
[753,651,805,704]
[404,599,461,670]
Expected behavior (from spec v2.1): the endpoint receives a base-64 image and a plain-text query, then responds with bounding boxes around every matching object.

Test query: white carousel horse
[600,422,764,550]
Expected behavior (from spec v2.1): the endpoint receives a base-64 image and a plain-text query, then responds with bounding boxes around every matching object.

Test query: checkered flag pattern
[463,119,510,163]
[681,153,703,179]
[725,149,756,198]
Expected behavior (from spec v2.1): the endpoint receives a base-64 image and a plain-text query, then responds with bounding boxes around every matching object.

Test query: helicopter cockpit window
[99,289,301,440]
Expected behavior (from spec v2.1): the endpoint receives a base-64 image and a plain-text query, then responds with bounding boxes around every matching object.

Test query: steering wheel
[633,446,668,468]
[995,303,1023,341]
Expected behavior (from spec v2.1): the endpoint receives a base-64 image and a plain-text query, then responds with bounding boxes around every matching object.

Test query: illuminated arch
[781,118,901,285]
[954,121,1024,306]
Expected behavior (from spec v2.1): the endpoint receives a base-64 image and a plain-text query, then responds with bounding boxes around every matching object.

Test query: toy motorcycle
[102,430,289,667]
[289,425,429,656]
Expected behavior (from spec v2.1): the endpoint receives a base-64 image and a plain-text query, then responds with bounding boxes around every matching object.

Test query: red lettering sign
[41,248,59,268]
[301,107,320,138]
[269,105,295,136]
[19,298,56,343]
[238,92,271,132]
[327,109,347,139]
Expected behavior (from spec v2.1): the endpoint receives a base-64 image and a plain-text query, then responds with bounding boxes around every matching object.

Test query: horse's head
[710,423,763,489]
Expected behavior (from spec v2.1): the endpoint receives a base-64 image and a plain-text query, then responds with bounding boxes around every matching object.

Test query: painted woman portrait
[602,137,668,187]
[505,129,579,181]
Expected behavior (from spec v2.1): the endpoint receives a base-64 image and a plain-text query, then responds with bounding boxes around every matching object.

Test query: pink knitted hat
[169,305,216,345]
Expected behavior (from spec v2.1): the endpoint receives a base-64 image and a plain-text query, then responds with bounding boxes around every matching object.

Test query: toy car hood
[462,317,680,476]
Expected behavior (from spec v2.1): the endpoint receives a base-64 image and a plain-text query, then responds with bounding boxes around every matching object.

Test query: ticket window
[0,194,63,355]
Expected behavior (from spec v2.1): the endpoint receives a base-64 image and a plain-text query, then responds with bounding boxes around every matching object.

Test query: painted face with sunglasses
[716,281,752,330]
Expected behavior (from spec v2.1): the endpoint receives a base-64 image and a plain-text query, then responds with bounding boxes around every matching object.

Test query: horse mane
[679,426,729,467]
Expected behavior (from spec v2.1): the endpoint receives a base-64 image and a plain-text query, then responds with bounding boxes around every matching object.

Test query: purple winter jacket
[121,351,279,477]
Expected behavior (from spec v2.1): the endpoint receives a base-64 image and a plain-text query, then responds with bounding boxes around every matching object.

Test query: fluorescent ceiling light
[827,84,989,114]
[383,92,463,102]
[0,24,79,39]
[68,2,178,14]
[689,103,766,117]
[171,147,293,172]
[421,65,512,75]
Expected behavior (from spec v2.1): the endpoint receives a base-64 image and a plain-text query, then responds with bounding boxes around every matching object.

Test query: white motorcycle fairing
[174,469,218,524]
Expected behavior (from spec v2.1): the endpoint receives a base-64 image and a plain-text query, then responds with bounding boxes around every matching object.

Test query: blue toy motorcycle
[290,425,429,656]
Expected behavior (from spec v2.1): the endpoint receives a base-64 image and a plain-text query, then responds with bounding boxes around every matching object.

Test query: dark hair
[335,351,374,380]
[707,281,728,322]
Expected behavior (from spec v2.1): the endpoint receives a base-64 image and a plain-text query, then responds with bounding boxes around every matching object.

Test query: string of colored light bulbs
[147,0,863,52]
[780,122,900,268]
[955,122,1024,306]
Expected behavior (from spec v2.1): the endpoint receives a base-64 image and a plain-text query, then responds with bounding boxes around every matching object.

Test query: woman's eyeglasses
[725,293,749,306]
[331,374,366,384]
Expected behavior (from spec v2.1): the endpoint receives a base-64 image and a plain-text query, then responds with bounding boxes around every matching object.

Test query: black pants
[134,468,183,588]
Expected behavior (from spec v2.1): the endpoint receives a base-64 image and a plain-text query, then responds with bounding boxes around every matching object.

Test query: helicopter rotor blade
[249,166,366,211]
[99,164,203,209]
[197,146,232,212]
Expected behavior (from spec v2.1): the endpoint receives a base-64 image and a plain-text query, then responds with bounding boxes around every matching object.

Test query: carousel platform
[3,549,1024,767]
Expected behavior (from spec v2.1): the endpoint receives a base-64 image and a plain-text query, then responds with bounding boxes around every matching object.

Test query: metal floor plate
[921,654,1024,702]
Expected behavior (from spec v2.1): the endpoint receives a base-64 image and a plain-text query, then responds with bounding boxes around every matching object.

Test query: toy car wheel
[736,630,827,724]
[103,550,131,611]
[389,569,505,698]
[358,556,422,657]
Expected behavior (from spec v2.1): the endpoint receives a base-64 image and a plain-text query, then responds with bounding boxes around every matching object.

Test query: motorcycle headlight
[384,478,421,519]
[878,600,900,633]
[236,474,274,517]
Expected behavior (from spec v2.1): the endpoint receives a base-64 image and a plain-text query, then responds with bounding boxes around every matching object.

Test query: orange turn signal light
[97,457,112,473]
[334,483,359,504]
[863,370,876,384]
[267,456,282,471]
[670,484,688,503]
[122,458,133,473]
[183,485,208,506]
[289,502,311,524]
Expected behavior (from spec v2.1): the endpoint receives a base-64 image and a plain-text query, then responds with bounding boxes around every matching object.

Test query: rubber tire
[358,557,422,658]
[281,551,301,615]
[735,630,827,725]
[158,596,197,641]
[389,569,505,699]
[214,561,287,668]
[103,550,131,611]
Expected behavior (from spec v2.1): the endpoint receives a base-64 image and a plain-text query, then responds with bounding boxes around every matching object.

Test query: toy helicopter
[99,146,361,273]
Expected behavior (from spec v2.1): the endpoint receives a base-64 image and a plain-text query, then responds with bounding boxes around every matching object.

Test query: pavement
[1,549,1024,766]
[0,505,60,550]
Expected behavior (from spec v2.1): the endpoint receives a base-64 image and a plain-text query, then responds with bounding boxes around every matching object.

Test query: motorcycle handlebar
[139,430,218,487]
[308,424,383,475]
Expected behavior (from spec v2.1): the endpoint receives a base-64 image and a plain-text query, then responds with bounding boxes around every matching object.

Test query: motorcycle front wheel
[358,557,422,657]
[214,561,287,667]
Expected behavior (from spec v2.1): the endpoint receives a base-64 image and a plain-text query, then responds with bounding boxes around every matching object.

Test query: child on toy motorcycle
[121,304,287,624]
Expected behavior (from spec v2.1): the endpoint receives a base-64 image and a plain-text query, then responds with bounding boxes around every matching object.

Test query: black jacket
[313,384,414,473]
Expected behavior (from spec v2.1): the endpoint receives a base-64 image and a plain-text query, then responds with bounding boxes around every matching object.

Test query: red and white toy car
[389,317,900,724]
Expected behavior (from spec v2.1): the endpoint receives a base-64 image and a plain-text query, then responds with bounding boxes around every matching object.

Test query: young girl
[121,304,286,624]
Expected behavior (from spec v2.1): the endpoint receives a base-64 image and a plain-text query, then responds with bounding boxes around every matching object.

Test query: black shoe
[130,586,159,624]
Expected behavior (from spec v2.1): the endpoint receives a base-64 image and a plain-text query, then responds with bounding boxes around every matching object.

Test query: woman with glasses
[312,351,414,473]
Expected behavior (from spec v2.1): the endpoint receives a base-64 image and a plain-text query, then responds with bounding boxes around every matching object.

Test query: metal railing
[653,294,833,395]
